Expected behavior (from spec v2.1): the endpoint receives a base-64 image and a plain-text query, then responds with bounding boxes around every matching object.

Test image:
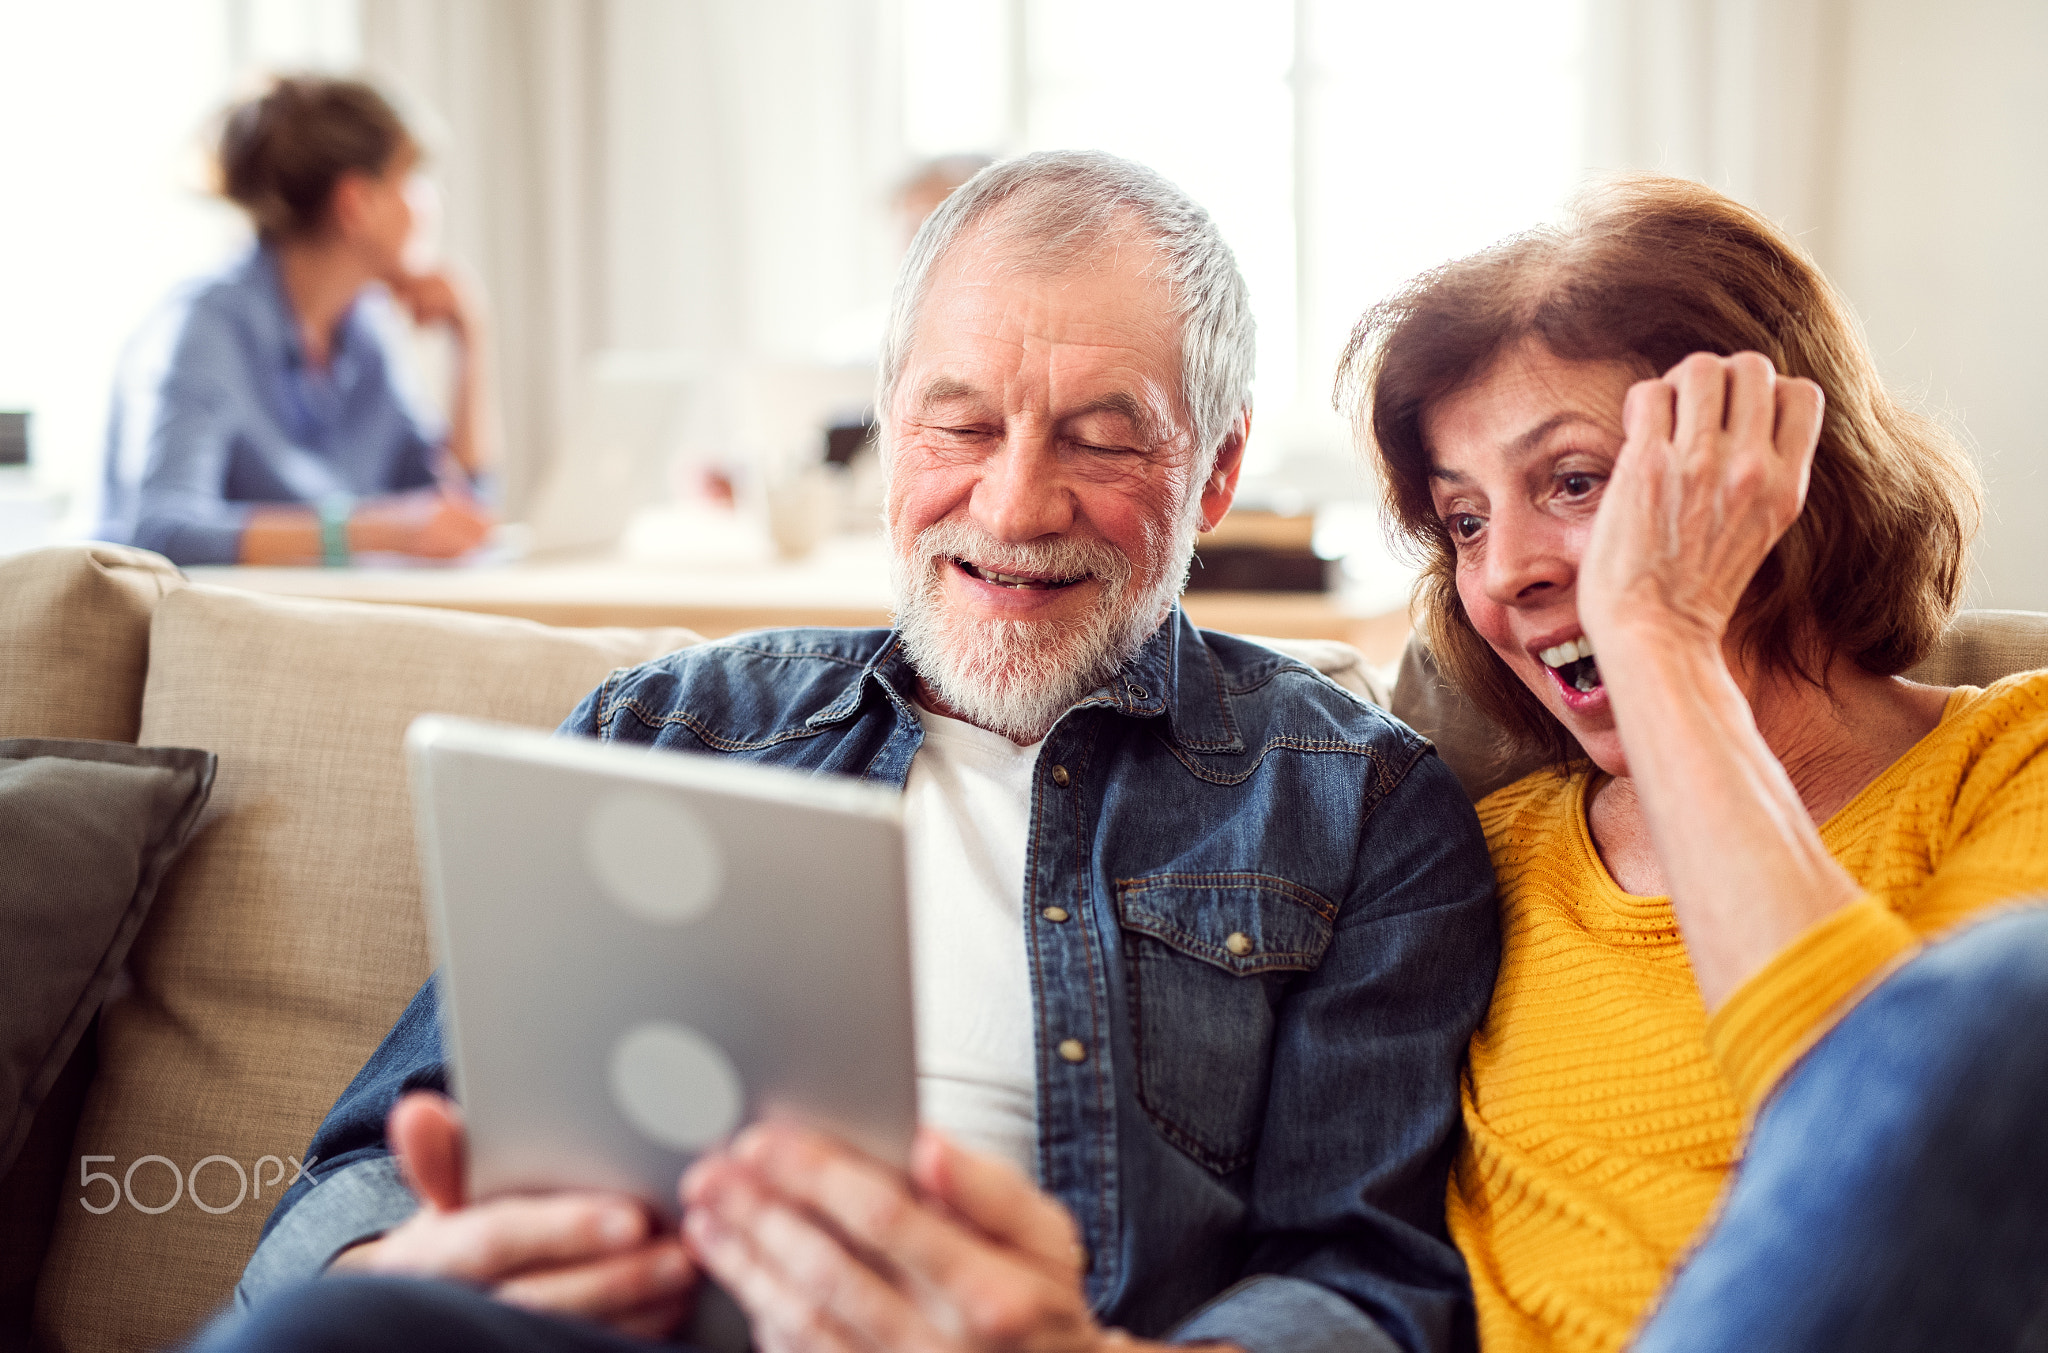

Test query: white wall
[599,0,901,361]
[1823,0,2048,609]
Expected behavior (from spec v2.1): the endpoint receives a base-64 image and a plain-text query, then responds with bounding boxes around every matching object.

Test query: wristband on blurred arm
[317,493,354,568]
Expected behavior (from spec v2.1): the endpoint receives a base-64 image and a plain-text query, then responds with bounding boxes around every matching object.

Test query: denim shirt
[240,610,1499,1353]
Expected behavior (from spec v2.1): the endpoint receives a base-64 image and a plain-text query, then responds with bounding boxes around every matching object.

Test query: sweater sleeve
[1704,897,1918,1111]
[1707,678,2048,1113]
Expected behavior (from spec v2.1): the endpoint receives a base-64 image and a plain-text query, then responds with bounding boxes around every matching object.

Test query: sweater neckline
[1564,685,1979,926]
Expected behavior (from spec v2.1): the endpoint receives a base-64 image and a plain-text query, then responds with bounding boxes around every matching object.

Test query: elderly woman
[1342,176,2048,1352]
[98,75,494,566]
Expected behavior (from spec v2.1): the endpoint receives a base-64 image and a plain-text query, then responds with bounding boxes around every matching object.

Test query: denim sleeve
[235,978,449,1305]
[1208,749,1499,1353]
[558,678,609,740]
[383,421,442,496]
[355,288,447,492]
[373,357,442,499]
[117,306,266,566]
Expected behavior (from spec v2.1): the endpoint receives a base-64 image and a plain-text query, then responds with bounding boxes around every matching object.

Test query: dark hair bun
[218,75,410,241]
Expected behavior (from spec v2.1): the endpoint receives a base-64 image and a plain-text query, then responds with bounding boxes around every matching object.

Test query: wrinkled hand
[330,1091,695,1340]
[682,1124,1146,1353]
[1579,351,1825,656]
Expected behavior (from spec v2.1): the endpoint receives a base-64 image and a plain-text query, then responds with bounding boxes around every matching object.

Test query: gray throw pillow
[0,738,215,1175]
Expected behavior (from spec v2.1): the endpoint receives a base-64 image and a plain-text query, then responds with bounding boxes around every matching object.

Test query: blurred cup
[763,466,840,560]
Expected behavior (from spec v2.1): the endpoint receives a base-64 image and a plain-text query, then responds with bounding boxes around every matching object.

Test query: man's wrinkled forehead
[900,212,1182,395]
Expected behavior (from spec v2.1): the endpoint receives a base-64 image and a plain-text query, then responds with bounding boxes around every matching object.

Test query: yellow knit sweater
[1449,671,2048,1353]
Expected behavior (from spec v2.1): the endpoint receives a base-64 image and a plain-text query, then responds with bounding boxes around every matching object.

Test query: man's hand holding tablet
[682,1123,1102,1353]
[333,1092,696,1340]
[334,1095,1184,1353]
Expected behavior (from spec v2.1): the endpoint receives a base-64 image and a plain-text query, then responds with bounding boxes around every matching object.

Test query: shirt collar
[239,245,302,365]
[1098,606,1243,752]
[247,243,364,377]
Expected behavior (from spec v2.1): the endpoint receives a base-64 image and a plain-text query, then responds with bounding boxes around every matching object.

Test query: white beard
[889,508,1200,743]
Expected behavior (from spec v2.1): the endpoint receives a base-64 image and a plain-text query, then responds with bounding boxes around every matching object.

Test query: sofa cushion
[0,740,215,1173]
[0,546,185,1338]
[0,545,185,743]
[34,586,699,1353]
[1901,609,2048,690]
[1391,608,2048,802]
[1388,637,1546,803]
[0,739,214,1343]
[1244,635,1390,707]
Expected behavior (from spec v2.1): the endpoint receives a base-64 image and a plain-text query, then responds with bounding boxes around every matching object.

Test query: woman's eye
[1558,472,1600,498]
[1446,513,1484,542]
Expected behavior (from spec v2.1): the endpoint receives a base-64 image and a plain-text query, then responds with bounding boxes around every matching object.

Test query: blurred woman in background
[98,75,495,566]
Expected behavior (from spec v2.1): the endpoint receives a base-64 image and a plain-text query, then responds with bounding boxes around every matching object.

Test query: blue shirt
[97,246,446,565]
[239,612,1500,1353]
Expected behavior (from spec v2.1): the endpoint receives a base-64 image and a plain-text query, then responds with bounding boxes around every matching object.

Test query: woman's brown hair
[218,76,411,242]
[1336,174,1981,766]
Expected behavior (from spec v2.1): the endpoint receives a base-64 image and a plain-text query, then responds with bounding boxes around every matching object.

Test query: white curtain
[1585,0,1849,250]
[361,0,603,515]
[361,0,902,516]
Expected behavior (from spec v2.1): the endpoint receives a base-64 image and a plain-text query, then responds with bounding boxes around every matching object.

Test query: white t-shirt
[903,707,1041,1181]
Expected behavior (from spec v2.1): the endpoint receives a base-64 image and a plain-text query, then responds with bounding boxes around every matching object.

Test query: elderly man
[214,152,1498,1353]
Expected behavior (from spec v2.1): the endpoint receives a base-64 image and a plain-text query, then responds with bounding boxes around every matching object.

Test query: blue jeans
[189,1275,675,1353]
[1635,904,2048,1352]
[196,907,2048,1353]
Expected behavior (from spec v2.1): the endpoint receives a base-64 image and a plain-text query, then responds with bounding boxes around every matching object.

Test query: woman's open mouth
[955,559,1088,590]
[1539,635,1604,694]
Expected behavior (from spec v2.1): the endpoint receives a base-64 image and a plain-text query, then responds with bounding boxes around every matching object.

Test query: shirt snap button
[1225,931,1253,957]
[1050,765,1071,788]
[1057,1038,1088,1064]
[1128,684,1149,701]
[1041,906,1071,923]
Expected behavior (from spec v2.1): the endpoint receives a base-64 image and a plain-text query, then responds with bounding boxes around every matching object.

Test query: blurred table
[189,531,1413,667]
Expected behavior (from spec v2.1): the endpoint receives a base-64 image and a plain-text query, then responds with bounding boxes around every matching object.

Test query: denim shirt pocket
[1113,873,1337,1174]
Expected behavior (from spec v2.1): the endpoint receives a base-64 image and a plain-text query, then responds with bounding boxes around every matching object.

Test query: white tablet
[404,714,919,1221]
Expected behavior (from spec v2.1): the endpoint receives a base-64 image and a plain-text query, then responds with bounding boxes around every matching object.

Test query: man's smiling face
[883,218,1240,741]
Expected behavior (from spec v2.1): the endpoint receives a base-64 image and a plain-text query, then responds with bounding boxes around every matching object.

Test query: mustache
[899,519,1134,590]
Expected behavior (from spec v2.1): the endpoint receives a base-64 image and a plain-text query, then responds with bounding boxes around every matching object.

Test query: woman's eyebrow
[1512,411,1604,453]
[1427,410,1610,486]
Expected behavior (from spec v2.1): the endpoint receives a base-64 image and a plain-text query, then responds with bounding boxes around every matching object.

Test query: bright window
[902,0,1588,478]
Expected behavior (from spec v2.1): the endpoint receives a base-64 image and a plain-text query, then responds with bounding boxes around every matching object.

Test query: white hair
[877,149,1256,476]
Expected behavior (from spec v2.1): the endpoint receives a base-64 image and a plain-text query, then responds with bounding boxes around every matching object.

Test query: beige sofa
[2,542,2042,1353]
